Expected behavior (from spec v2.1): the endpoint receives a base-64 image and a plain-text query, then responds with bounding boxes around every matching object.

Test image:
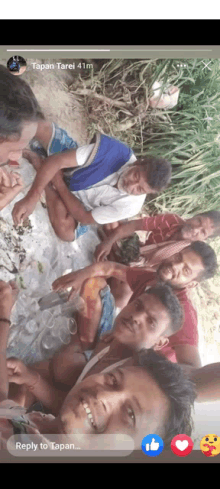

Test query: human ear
[153,337,169,351]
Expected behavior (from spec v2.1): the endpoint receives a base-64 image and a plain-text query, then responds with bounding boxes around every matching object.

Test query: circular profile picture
[7,56,27,75]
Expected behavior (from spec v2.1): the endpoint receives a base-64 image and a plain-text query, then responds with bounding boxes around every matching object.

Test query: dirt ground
[2,58,89,145]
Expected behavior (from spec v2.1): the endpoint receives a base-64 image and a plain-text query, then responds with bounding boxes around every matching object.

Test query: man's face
[117,164,157,196]
[0,122,38,164]
[58,366,169,449]
[113,293,171,349]
[181,215,215,241]
[157,247,204,288]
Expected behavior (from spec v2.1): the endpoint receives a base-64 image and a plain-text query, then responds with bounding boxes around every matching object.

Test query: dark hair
[0,64,44,142]
[134,349,196,447]
[117,233,140,265]
[189,240,218,281]
[198,210,220,238]
[137,157,172,192]
[145,284,184,335]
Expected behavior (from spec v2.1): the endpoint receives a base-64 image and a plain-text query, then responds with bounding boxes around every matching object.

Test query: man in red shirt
[95,211,220,308]
[125,267,198,365]
[95,211,220,260]
[52,240,218,369]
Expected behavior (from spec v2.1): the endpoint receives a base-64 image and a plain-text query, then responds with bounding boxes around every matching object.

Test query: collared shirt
[141,213,185,244]
[72,144,146,224]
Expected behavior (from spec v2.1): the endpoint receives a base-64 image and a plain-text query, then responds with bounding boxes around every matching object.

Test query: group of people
[0,63,220,452]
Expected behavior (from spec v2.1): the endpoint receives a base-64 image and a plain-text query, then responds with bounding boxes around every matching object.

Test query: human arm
[183,362,220,403]
[52,261,129,300]
[95,213,184,262]
[95,218,145,262]
[7,359,66,415]
[168,294,200,367]
[0,281,17,403]
[174,344,202,369]
[12,149,78,225]
[0,169,23,211]
[34,120,53,151]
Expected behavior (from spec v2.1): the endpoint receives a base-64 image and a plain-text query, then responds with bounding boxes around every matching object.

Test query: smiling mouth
[81,400,97,429]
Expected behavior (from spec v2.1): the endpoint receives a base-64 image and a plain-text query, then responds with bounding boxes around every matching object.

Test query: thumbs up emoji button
[141,434,164,457]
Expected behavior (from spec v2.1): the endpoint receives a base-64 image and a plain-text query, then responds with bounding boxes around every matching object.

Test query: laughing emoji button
[200,434,220,457]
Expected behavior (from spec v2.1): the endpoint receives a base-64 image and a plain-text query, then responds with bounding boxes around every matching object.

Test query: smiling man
[0,280,195,450]
[52,240,218,369]
[57,350,195,448]
[4,355,196,451]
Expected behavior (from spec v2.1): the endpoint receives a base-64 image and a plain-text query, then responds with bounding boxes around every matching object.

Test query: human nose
[97,383,125,411]
[9,151,23,161]
[192,226,200,237]
[128,312,143,330]
[173,261,183,275]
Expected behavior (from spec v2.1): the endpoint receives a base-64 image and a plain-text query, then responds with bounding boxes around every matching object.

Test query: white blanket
[0,158,100,364]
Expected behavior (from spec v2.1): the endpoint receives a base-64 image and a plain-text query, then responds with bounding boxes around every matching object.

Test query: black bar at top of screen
[1,20,220,47]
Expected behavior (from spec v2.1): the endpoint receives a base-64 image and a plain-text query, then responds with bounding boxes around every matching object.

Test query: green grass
[75,59,220,360]
[77,58,220,217]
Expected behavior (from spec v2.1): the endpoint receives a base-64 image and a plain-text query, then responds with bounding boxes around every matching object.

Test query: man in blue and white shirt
[12,124,172,242]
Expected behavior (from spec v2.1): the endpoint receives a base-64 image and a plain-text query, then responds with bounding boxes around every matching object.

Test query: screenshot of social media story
[0,47,220,463]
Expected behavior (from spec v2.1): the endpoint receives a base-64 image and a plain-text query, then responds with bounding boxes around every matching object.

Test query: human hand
[7,358,34,386]
[52,270,87,301]
[0,168,23,211]
[0,280,18,319]
[95,241,112,262]
[12,196,36,226]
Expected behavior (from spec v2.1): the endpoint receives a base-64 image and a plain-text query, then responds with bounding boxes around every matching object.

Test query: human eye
[126,405,136,427]
[134,299,142,310]
[147,316,156,330]
[122,402,136,429]
[105,372,119,387]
